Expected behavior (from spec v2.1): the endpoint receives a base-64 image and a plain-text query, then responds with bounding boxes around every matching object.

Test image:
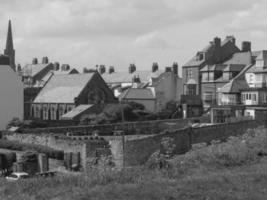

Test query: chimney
[53,62,60,71]
[213,37,221,48]
[172,62,178,75]
[42,56,49,64]
[152,62,159,72]
[61,64,70,71]
[226,35,236,45]
[132,75,140,83]
[165,67,172,72]
[241,41,251,52]
[109,66,115,74]
[32,58,38,65]
[98,65,106,74]
[17,63,22,72]
[129,63,136,73]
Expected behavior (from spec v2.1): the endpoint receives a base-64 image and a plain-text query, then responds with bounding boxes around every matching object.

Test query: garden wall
[122,120,261,167]
[5,119,264,169]
[22,116,209,135]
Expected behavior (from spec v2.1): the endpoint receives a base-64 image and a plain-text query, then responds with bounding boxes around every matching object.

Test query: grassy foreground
[1,127,267,200]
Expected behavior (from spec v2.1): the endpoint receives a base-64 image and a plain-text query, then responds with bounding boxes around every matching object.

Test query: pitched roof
[184,37,240,67]
[223,64,246,72]
[61,104,94,119]
[219,64,252,93]
[53,68,79,75]
[101,70,164,84]
[200,64,227,72]
[34,73,95,103]
[223,51,252,65]
[23,63,52,78]
[120,88,155,100]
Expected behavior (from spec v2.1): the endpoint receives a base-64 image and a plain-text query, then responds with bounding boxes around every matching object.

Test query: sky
[0,0,267,73]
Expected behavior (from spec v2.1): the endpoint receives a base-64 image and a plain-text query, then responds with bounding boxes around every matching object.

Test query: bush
[0,139,64,160]
[6,118,23,129]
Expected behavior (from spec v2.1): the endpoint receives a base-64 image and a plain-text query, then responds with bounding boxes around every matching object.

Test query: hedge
[0,139,64,160]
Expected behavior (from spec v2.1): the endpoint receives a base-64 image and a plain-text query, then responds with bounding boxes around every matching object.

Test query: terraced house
[183,36,257,109]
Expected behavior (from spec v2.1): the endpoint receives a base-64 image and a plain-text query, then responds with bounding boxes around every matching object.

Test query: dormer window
[197,52,205,61]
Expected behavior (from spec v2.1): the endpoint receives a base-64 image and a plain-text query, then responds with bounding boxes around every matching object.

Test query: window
[249,74,253,82]
[186,69,193,79]
[187,84,197,95]
[263,93,267,103]
[203,92,213,102]
[202,73,208,82]
[252,94,257,102]
[256,60,264,68]
[209,72,214,81]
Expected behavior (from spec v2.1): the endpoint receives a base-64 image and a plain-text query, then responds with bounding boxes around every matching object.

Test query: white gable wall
[0,66,23,130]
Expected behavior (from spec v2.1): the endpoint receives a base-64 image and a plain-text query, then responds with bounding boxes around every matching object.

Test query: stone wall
[22,116,210,135]
[121,120,262,167]
[4,119,263,169]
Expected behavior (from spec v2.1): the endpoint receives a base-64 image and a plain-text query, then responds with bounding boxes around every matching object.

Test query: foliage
[6,118,23,129]
[1,127,267,199]
[0,139,63,160]
[85,103,140,124]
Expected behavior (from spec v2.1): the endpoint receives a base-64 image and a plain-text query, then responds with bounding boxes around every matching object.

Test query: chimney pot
[152,62,159,72]
[109,66,115,74]
[32,58,38,65]
[129,64,136,73]
[172,62,178,75]
[165,67,172,72]
[42,56,49,64]
[241,41,251,52]
[98,65,106,74]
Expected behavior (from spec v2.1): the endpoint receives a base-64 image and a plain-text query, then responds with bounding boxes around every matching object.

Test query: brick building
[182,36,240,97]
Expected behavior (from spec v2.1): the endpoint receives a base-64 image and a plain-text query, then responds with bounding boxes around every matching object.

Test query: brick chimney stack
[129,63,136,73]
[42,56,49,64]
[172,62,178,75]
[241,41,251,52]
[32,58,38,64]
[109,66,115,74]
[98,65,106,74]
[152,62,159,72]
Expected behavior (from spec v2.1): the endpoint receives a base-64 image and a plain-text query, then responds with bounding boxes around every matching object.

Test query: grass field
[1,126,267,200]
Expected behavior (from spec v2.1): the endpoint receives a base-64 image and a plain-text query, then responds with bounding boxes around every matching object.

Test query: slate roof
[34,73,95,103]
[23,63,52,77]
[223,51,252,65]
[184,36,240,67]
[53,68,79,75]
[219,64,252,93]
[200,64,227,72]
[101,70,164,84]
[120,88,155,100]
[61,104,94,119]
[223,64,246,72]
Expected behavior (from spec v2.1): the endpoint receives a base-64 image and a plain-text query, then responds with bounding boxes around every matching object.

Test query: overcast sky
[0,0,266,72]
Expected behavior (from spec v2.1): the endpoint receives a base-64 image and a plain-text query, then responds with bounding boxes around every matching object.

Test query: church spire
[4,20,15,71]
